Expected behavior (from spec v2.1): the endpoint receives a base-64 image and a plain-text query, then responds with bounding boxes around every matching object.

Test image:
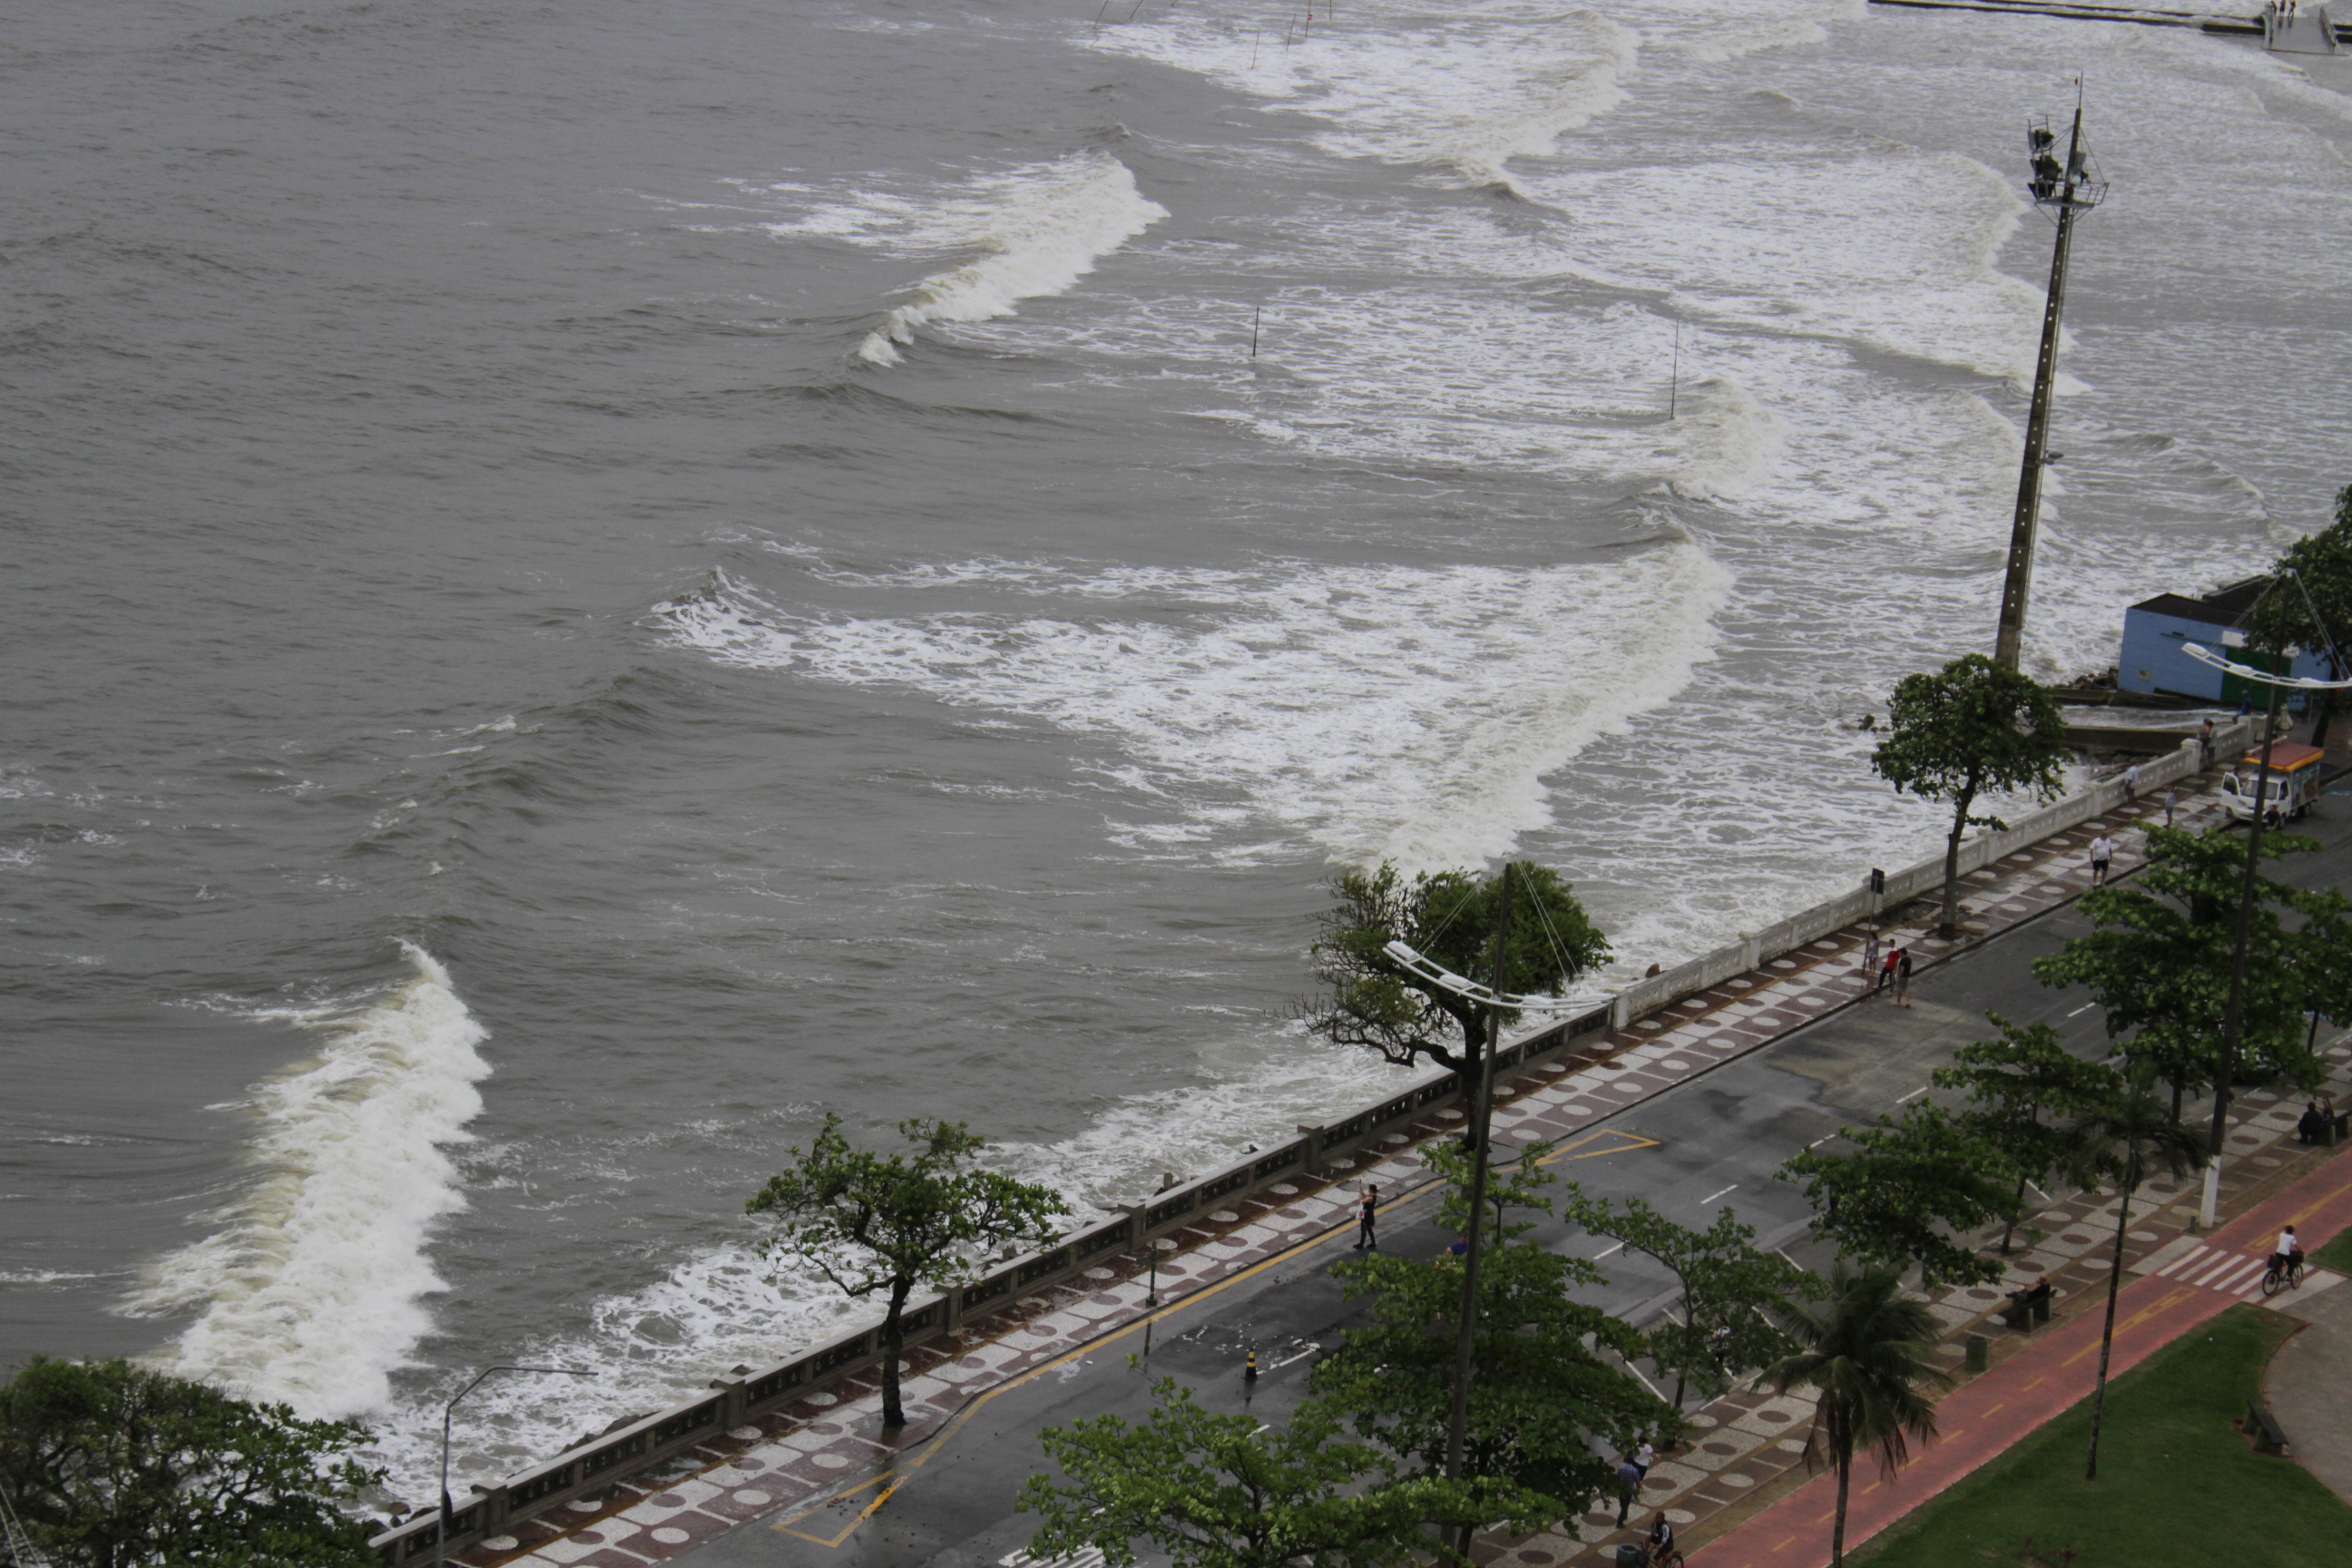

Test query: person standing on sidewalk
[1353,1184,1378,1250]
[2200,717,2216,769]
[1860,928,1881,991]
[1878,944,1899,997]
[2124,761,2141,800]
[2090,832,2114,887]
[1894,946,1914,1007]
[2164,784,2178,828]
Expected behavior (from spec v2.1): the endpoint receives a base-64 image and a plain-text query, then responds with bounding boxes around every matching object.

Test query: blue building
[2118,576,2329,704]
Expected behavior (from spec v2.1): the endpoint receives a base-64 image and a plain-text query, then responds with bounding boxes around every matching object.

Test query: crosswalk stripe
[2153,1245,2207,1279]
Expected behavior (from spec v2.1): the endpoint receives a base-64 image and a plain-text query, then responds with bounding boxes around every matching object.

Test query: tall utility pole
[1993,93,2108,670]
[1443,861,1509,1544]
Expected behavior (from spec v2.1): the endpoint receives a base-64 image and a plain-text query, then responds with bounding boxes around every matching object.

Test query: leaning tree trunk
[881,1280,912,1427]
[2082,1176,2137,1479]
[1939,788,1976,940]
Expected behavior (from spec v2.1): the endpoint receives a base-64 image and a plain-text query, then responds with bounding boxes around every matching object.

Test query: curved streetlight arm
[438,1365,594,1567]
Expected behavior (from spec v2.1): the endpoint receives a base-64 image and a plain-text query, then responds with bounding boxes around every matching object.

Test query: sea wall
[370,717,2263,1564]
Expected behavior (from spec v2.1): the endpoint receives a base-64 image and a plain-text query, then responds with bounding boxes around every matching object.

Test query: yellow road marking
[1537,1127,1664,1165]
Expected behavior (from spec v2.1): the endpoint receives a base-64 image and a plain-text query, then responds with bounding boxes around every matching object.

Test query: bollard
[1244,1348,1258,1384]
[1965,1334,1988,1374]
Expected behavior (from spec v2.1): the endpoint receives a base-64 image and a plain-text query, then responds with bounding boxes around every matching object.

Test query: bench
[2244,1402,2289,1455]
[1997,1292,2055,1331]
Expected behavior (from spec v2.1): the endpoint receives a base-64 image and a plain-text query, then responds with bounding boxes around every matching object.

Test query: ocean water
[5,0,2348,1505]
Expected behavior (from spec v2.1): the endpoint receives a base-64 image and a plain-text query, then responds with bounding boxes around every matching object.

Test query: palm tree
[2064,1062,2209,1480]
[1765,1265,1950,1568]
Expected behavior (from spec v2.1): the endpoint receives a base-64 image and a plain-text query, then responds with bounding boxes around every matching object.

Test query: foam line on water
[1085,3,1639,188]
[655,547,1731,873]
[127,944,490,1420]
[746,151,1168,365]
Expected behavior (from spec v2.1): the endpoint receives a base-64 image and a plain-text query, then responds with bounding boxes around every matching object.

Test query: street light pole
[1994,95,2107,670]
[2200,681,2286,1229]
[438,1364,593,1568]
[1443,865,1511,1552]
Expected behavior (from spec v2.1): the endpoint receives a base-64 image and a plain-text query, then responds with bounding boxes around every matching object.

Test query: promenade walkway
[456,759,2337,1568]
[1689,1131,2352,1567]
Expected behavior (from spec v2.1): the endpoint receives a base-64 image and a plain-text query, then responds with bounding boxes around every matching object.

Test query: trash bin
[1617,1544,1644,1566]
[1965,1333,1988,1374]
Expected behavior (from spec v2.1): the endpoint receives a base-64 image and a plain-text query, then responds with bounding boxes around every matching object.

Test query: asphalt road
[681,786,2352,1568]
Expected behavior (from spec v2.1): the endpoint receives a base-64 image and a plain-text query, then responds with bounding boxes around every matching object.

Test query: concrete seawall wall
[371,716,2263,1564]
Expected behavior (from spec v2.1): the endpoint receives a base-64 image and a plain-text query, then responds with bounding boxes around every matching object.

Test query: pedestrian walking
[1614,1457,1642,1527]
[2090,832,2114,887]
[2123,762,2141,799]
[1860,928,1881,990]
[1633,1439,1656,1475]
[1354,1184,1378,1250]
[2164,784,2178,828]
[1894,946,1914,1007]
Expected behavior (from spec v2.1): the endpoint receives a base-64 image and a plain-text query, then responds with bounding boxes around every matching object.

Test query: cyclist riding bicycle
[2274,1225,2305,1273]
[1642,1513,1686,1568]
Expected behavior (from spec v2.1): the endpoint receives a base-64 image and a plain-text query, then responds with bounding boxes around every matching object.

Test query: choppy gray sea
[5,0,2347,1495]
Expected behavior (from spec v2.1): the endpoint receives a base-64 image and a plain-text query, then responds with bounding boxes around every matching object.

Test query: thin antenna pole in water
[1250,305,1261,358]
[1669,320,1681,419]
[1250,26,1260,65]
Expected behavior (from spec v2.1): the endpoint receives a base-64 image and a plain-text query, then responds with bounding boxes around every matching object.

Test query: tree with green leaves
[0,1357,383,1568]
[1779,1102,2022,1289]
[747,1114,1070,1427]
[2031,826,2352,1115]
[1017,1377,1557,1568]
[1870,653,2068,938]
[2063,1064,2208,1481]
[2243,484,2352,746]
[1301,861,1609,1102]
[1308,1138,1667,1518]
[1764,1266,1951,1568]
[1559,1189,1810,1411]
[1931,1014,2122,1252]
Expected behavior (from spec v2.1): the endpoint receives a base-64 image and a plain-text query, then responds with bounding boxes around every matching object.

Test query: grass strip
[2311,1230,2352,1278]
[1855,1303,2352,1568]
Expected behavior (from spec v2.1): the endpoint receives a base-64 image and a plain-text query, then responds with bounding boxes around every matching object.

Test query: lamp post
[2180,638,2352,1229]
[1993,93,2108,670]
[1379,874,1591,1554]
[438,1364,594,1568]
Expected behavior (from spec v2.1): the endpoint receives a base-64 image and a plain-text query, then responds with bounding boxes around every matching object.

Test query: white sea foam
[657,546,1731,872]
[130,945,490,1419]
[1086,3,1638,187]
[759,152,1168,364]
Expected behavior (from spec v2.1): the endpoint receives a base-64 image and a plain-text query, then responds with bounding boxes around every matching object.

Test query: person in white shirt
[2276,1225,2302,1268]
[2090,834,2114,887]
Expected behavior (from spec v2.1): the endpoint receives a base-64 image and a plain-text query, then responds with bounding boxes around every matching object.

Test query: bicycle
[2262,1254,2306,1297]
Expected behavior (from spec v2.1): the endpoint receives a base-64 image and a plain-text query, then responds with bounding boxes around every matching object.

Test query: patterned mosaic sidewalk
[450,773,2247,1568]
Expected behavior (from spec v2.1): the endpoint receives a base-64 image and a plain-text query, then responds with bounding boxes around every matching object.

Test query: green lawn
[2310,1230,2352,1278]
[1856,1304,2352,1568]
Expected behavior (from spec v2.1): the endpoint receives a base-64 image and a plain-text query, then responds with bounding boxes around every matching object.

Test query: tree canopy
[1308,1140,1666,1518]
[747,1114,1069,1426]
[1931,1014,2122,1251]
[1779,1102,2022,1289]
[1871,654,2068,937]
[2244,485,2352,743]
[1301,860,1609,1080]
[1561,1188,1811,1409]
[1018,1377,1557,1568]
[2030,825,2352,1109]
[0,1357,383,1568]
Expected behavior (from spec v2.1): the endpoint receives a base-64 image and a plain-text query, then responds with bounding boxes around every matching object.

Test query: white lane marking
[2067,1002,2097,1018]
[1594,1240,1626,1260]
[1700,1184,1739,1205]
[1896,1086,1931,1103]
